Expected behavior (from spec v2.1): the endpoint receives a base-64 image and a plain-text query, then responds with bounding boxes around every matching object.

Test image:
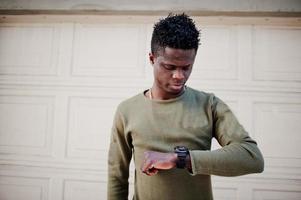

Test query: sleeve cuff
[189,150,211,176]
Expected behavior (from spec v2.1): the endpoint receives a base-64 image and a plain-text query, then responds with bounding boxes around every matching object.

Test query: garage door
[0,15,300,200]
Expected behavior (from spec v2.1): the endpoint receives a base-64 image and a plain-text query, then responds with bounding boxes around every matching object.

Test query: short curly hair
[151,13,200,55]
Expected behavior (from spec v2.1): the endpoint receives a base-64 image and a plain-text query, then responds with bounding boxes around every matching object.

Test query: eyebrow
[165,64,191,68]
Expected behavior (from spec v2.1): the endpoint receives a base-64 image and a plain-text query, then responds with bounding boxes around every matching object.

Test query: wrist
[171,153,178,167]
[174,146,190,169]
[185,153,192,173]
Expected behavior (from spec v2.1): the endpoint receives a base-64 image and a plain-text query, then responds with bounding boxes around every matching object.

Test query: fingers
[141,152,158,176]
[147,167,159,176]
[141,160,155,175]
[143,164,159,176]
[141,151,177,176]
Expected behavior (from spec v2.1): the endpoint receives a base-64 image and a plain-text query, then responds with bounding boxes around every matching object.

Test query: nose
[172,69,185,80]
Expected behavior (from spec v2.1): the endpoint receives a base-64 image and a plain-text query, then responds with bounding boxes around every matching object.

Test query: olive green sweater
[108,87,264,200]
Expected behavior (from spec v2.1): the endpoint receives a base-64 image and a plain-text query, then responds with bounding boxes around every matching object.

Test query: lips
[170,83,184,90]
[172,82,184,86]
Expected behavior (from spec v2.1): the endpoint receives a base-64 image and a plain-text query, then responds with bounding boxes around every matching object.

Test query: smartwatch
[174,146,189,169]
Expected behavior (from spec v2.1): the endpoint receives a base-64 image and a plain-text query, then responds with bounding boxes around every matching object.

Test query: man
[108,13,264,200]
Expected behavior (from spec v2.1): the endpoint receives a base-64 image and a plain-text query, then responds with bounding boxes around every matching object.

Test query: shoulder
[187,87,233,117]
[186,87,230,110]
[186,87,215,102]
[116,92,145,114]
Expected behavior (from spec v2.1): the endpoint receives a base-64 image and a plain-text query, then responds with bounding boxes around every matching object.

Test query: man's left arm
[188,95,264,176]
[141,95,264,177]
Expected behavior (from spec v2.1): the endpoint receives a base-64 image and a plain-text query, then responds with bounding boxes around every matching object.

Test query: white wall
[0,0,301,12]
[0,15,300,200]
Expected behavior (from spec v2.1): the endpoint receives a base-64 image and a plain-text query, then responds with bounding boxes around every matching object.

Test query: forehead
[157,47,196,62]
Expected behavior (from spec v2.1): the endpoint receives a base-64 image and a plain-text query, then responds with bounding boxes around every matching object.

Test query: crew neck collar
[142,87,189,104]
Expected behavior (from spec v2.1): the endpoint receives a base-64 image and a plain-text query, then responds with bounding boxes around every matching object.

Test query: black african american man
[107,13,264,200]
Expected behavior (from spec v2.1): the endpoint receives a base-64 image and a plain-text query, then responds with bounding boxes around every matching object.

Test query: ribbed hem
[189,150,211,176]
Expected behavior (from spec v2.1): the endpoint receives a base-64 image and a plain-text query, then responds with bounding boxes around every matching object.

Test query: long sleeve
[107,108,132,200]
[189,95,264,176]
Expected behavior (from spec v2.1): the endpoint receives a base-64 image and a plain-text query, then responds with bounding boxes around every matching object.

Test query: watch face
[175,146,188,152]
[174,146,188,169]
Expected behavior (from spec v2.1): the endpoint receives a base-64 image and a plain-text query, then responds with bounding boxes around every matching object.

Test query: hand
[141,151,178,176]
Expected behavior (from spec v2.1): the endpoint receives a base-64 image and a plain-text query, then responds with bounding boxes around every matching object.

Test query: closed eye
[162,64,176,70]
[182,66,191,71]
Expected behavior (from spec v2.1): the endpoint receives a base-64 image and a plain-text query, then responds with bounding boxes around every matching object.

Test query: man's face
[149,47,196,99]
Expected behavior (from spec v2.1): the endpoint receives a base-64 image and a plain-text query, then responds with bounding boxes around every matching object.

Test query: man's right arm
[107,108,132,200]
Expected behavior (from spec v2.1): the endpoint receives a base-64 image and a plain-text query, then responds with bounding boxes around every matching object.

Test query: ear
[149,52,155,65]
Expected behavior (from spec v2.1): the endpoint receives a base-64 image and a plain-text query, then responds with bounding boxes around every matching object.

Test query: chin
[168,87,184,94]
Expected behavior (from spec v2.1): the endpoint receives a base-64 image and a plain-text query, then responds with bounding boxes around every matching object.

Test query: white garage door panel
[63,180,106,200]
[0,176,49,200]
[0,95,54,156]
[254,190,301,200]
[254,102,301,159]
[72,24,146,78]
[67,96,120,164]
[0,23,60,75]
[213,187,238,200]
[193,26,238,80]
[0,15,300,200]
[213,177,301,200]
[254,27,301,81]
